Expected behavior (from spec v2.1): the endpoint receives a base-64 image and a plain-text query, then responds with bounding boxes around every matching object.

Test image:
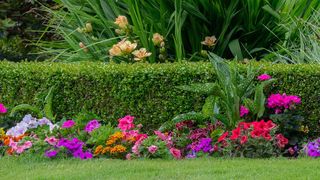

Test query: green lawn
[1,157,319,179]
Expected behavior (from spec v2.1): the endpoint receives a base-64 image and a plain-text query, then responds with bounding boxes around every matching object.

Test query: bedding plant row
[0,54,319,160]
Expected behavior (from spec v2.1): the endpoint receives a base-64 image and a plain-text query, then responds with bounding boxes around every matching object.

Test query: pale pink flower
[23,141,32,149]
[126,153,132,160]
[201,36,217,47]
[148,145,158,154]
[45,136,58,146]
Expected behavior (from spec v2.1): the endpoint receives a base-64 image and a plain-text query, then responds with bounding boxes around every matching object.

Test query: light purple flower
[84,119,101,133]
[62,120,75,128]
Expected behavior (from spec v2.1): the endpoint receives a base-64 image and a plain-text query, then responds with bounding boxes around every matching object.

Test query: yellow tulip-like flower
[152,33,165,47]
[132,48,152,61]
[201,36,217,47]
[85,22,93,33]
[114,15,129,29]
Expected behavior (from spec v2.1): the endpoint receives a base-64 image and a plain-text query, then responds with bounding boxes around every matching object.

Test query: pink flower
[23,141,32,149]
[170,148,182,159]
[0,103,7,114]
[148,145,158,154]
[240,105,249,117]
[84,119,101,133]
[267,93,301,113]
[126,153,132,160]
[62,120,75,128]
[257,74,271,81]
[118,115,135,131]
[45,136,58,146]
[154,131,167,141]
[16,146,25,154]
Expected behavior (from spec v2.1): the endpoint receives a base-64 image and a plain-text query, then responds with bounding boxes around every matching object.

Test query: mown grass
[1,157,319,179]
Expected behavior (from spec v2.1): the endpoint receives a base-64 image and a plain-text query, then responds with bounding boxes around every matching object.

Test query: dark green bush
[0,61,319,136]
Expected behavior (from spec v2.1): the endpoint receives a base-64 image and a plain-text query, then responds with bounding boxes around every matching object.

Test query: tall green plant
[160,53,275,131]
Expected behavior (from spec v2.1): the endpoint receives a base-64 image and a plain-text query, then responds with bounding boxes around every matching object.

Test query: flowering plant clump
[215,120,288,158]
[84,120,101,133]
[267,93,301,114]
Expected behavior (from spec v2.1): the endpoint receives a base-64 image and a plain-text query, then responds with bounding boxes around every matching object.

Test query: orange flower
[94,145,103,155]
[110,145,126,154]
[102,147,111,154]
[106,132,124,145]
[201,36,217,47]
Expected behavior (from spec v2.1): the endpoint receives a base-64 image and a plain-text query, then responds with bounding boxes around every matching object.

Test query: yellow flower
[94,145,103,155]
[114,15,129,29]
[152,33,165,47]
[106,132,124,145]
[201,36,217,47]
[132,48,152,61]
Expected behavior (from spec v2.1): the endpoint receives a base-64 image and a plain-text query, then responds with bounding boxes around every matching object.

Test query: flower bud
[85,22,93,33]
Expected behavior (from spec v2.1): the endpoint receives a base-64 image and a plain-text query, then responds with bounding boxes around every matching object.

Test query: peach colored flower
[109,44,122,56]
[132,48,152,61]
[152,33,164,47]
[114,15,129,29]
[118,40,137,54]
[201,36,217,47]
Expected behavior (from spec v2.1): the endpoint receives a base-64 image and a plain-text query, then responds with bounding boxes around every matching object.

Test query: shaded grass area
[1,157,319,179]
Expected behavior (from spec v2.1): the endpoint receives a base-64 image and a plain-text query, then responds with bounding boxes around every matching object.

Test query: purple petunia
[45,150,58,158]
[84,119,101,133]
[193,138,213,153]
[306,139,320,157]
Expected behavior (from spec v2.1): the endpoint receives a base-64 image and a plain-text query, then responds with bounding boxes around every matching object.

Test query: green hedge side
[0,62,319,135]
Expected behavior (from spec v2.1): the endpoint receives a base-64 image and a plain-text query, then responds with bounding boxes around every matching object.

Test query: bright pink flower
[16,146,25,154]
[148,145,158,154]
[257,74,271,81]
[45,136,59,146]
[267,93,301,113]
[154,130,167,141]
[118,115,135,131]
[0,103,7,114]
[240,106,249,117]
[62,120,75,128]
[170,148,181,159]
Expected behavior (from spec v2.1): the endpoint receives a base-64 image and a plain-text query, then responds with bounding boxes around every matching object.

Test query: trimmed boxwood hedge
[0,61,319,135]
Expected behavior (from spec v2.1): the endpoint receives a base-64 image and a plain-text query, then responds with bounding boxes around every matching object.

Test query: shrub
[0,61,319,136]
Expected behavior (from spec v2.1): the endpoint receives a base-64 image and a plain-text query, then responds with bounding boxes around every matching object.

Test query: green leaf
[44,86,56,121]
[10,104,42,118]
[202,95,216,117]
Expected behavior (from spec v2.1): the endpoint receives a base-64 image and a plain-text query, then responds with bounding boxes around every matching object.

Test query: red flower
[218,132,229,143]
[275,134,288,148]
[250,129,263,138]
[262,131,272,141]
[230,127,241,140]
[265,120,276,130]
[240,136,248,144]
[238,122,252,130]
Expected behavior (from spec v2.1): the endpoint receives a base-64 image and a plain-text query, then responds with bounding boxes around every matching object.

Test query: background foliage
[0,61,319,136]
[0,0,57,61]
[38,0,320,62]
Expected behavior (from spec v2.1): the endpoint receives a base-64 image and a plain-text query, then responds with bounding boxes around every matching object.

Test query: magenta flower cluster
[267,93,301,113]
[84,120,101,133]
[240,105,249,117]
[61,120,75,128]
[305,138,320,157]
[193,138,213,153]
[257,74,271,81]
